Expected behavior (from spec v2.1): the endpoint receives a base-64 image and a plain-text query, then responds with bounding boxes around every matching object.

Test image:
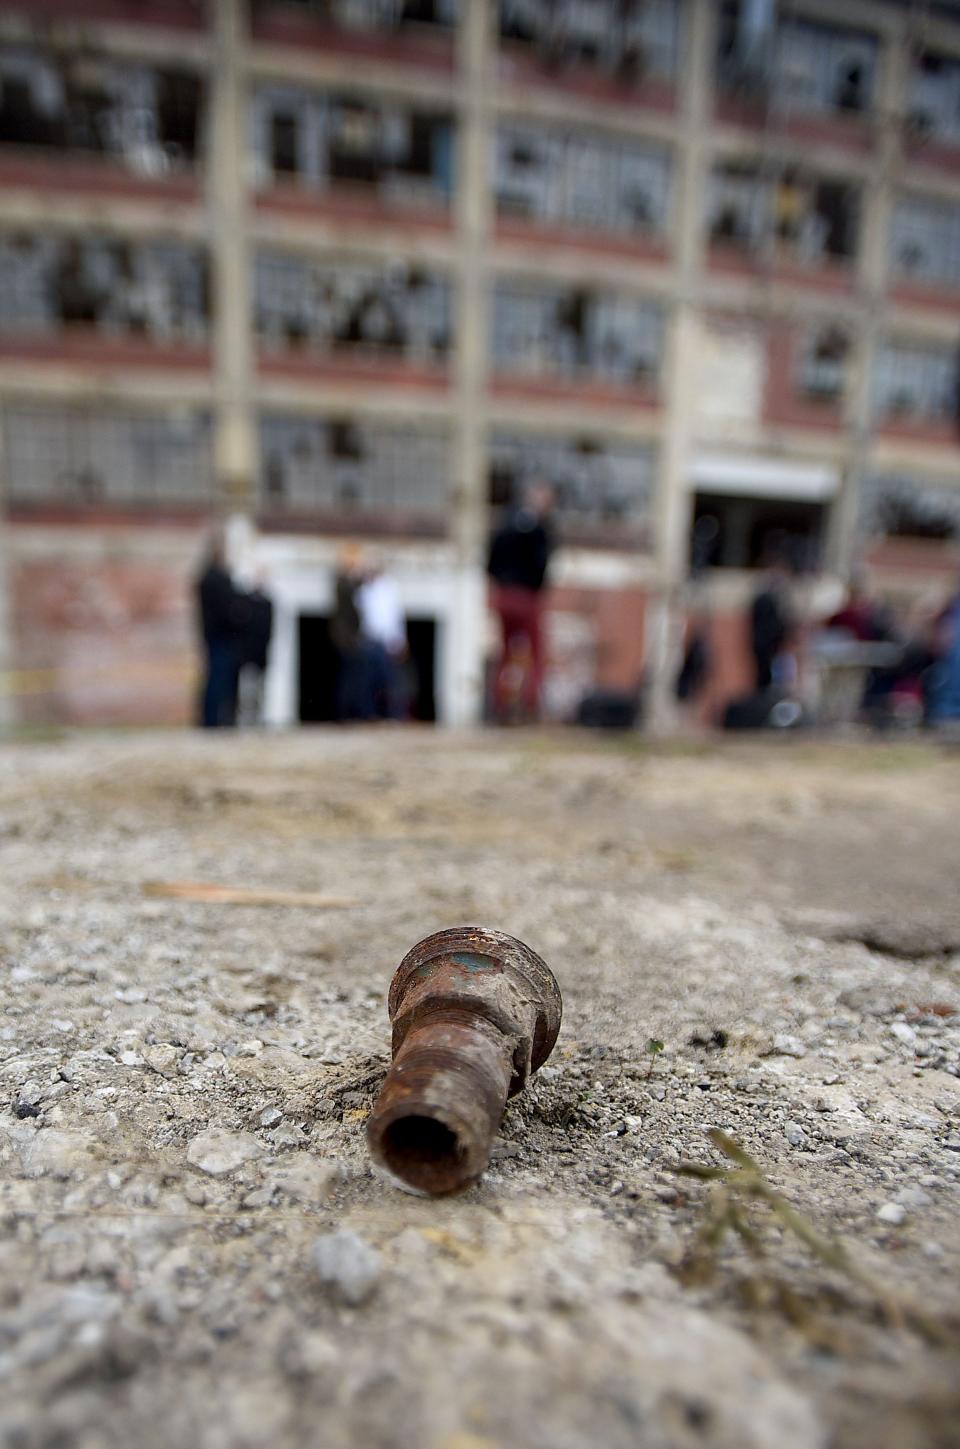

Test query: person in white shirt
[358,560,409,719]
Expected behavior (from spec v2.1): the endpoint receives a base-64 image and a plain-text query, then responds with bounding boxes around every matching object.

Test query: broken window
[493,123,670,235]
[258,414,450,519]
[690,493,825,571]
[488,432,654,535]
[254,251,451,361]
[491,280,662,385]
[908,50,960,147]
[156,70,201,163]
[708,162,859,264]
[798,325,850,401]
[858,475,960,542]
[329,99,382,184]
[872,340,959,423]
[250,83,454,205]
[498,0,680,86]
[890,194,960,289]
[270,112,299,174]
[0,232,209,342]
[707,160,768,249]
[250,0,459,30]
[1,404,214,506]
[717,5,877,117]
[0,46,204,173]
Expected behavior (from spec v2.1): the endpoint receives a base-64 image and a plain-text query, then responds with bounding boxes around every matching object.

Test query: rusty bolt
[366,926,562,1196]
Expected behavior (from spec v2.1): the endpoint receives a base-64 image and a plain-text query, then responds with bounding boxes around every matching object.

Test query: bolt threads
[367,1016,513,1196]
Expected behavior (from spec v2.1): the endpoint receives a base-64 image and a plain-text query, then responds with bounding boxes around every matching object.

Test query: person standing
[238,574,274,728]
[487,480,555,721]
[930,581,960,726]
[196,531,249,729]
[358,558,409,720]
[330,544,373,722]
[749,558,793,693]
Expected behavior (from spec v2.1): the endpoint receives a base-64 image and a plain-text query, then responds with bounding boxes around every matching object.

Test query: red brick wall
[547,583,647,694]
[9,537,201,726]
[697,610,755,725]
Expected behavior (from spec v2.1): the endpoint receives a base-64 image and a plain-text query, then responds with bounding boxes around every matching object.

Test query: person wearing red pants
[487,480,555,722]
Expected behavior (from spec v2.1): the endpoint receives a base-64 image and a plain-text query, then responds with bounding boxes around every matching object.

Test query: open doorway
[690,492,826,572]
[298,615,339,723]
[406,617,437,723]
[297,613,437,723]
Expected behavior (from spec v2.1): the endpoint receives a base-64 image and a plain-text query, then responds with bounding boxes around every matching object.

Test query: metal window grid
[254,250,451,361]
[890,193,960,287]
[0,45,201,176]
[2,404,214,505]
[908,50,960,145]
[258,413,451,517]
[772,17,877,117]
[253,0,458,27]
[498,0,680,84]
[872,340,958,421]
[717,9,877,117]
[493,122,671,234]
[491,278,663,383]
[489,430,655,527]
[0,232,208,341]
[707,162,858,264]
[858,474,960,540]
[250,83,454,203]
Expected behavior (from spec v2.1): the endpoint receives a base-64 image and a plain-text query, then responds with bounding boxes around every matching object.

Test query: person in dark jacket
[196,531,249,729]
[750,560,793,692]
[487,480,555,720]
[238,574,274,727]
[331,544,375,722]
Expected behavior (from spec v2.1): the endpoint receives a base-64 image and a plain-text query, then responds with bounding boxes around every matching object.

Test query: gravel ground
[1,728,959,1449]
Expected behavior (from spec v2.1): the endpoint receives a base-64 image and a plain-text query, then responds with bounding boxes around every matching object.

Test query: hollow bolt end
[367,927,562,1196]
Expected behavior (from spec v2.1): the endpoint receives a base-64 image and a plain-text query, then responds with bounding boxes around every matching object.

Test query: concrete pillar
[828,11,907,580]
[447,0,494,727]
[644,0,713,733]
[209,0,257,513]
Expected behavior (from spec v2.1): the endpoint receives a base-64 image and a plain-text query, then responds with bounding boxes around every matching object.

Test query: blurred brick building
[1,0,959,727]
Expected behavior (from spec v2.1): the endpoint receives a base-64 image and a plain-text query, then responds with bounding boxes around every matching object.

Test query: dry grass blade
[672,1131,954,1345]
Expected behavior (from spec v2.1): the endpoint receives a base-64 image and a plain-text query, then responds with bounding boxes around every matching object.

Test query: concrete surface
[1,729,958,1449]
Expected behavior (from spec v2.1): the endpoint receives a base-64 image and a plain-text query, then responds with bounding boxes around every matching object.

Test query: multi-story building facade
[1,0,959,727]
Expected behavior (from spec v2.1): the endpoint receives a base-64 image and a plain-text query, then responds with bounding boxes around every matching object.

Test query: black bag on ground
[576,689,640,730]
[722,688,802,730]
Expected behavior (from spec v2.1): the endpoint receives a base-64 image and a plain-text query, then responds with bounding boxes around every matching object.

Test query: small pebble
[894,1186,932,1209]
[772,1035,806,1059]
[260,1106,283,1129]
[876,1202,906,1226]
[312,1230,381,1306]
